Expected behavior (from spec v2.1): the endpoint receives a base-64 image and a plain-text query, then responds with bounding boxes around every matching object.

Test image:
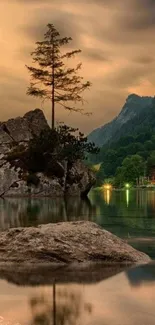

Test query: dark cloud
[133,56,155,65]
[83,49,111,62]
[105,64,149,89]
[134,0,155,10]
[118,11,155,31]
[20,10,83,46]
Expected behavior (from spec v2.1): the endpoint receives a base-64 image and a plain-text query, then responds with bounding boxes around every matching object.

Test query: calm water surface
[0,189,155,256]
[1,262,155,325]
[1,189,155,324]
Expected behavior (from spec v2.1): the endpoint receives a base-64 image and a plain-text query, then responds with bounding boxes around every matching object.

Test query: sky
[0,0,155,133]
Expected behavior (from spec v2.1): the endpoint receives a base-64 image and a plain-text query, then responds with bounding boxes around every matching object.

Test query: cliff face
[88,94,154,147]
[0,109,95,197]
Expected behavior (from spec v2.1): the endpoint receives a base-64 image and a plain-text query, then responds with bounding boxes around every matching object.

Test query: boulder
[0,221,150,265]
[0,108,49,146]
[2,117,32,142]
[24,108,50,136]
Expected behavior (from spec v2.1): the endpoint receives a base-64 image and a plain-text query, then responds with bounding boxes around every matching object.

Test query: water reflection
[126,189,129,207]
[103,189,111,205]
[30,286,92,325]
[1,263,155,325]
[1,190,155,256]
[126,262,155,287]
[0,197,97,230]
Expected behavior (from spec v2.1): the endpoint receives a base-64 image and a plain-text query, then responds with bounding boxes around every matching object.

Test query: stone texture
[0,162,20,196]
[24,108,49,136]
[0,125,13,154]
[3,117,32,142]
[3,175,64,197]
[66,160,96,197]
[0,221,150,265]
[0,161,95,197]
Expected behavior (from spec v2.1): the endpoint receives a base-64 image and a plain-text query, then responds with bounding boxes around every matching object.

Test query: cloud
[132,56,155,65]
[105,63,149,89]
[19,9,84,47]
[0,0,155,133]
[83,49,111,62]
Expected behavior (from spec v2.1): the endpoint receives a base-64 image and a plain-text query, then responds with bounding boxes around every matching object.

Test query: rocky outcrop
[0,221,150,266]
[0,109,95,197]
[0,160,95,197]
[65,160,96,197]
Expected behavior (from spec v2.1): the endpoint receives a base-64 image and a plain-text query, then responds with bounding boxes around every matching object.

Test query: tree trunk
[51,43,55,129]
[53,281,56,325]
[63,160,68,193]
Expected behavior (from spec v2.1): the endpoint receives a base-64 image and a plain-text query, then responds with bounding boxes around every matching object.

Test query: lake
[0,189,155,324]
[0,189,155,256]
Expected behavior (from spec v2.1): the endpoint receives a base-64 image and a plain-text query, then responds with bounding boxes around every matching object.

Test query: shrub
[26,173,40,187]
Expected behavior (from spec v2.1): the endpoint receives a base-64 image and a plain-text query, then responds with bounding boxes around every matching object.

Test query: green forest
[88,100,155,187]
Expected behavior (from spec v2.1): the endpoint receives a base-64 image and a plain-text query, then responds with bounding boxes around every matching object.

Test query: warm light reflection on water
[0,263,155,325]
[103,189,111,205]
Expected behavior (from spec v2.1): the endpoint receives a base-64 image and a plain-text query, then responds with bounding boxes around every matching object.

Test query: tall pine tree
[26,23,91,129]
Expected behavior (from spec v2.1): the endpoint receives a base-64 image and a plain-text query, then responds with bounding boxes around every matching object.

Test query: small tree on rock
[26,23,91,129]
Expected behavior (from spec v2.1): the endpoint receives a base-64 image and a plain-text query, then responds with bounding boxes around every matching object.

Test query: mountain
[88,94,154,147]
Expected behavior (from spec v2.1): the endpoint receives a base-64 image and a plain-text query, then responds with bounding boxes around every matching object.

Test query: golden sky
[0,0,155,133]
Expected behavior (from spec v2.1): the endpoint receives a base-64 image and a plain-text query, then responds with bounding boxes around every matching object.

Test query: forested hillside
[88,94,154,147]
[88,95,155,186]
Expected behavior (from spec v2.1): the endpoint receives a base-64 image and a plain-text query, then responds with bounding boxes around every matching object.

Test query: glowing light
[125,183,130,189]
[103,184,112,190]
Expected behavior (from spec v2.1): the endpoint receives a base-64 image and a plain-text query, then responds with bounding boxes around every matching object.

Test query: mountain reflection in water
[0,262,155,325]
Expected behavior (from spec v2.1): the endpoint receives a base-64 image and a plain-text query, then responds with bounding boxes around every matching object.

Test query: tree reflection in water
[0,197,97,230]
[29,283,92,325]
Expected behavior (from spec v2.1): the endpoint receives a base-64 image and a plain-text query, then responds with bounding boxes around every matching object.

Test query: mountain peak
[88,93,155,147]
[126,93,140,102]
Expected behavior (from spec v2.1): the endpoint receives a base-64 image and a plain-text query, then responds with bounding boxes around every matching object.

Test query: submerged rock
[0,221,150,266]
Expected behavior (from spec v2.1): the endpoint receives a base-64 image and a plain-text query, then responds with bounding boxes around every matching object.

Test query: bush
[6,124,99,180]
[26,174,40,187]
[27,124,99,173]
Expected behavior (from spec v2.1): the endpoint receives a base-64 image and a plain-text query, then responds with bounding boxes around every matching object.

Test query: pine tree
[26,23,91,129]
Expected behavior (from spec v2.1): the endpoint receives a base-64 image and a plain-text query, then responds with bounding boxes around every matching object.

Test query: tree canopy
[26,23,91,128]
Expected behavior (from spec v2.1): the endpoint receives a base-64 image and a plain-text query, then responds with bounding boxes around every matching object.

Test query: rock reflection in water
[1,263,155,325]
[0,197,97,230]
